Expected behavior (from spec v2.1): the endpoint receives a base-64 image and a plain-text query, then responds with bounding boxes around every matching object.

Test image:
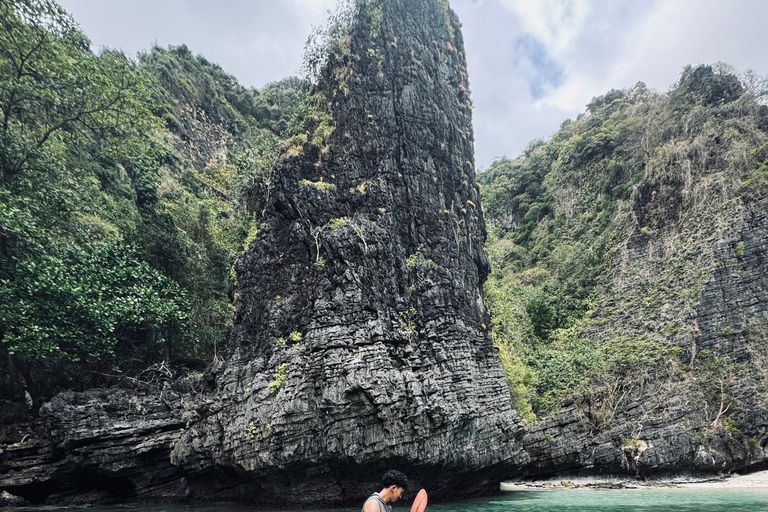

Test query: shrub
[268,363,289,394]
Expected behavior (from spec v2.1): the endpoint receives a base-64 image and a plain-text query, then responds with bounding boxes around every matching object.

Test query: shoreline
[501,469,768,491]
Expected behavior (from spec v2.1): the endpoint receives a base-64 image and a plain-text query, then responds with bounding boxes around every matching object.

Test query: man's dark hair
[382,470,410,490]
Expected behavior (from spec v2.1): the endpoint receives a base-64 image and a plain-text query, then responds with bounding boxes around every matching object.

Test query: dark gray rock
[515,197,768,479]
[0,491,29,507]
[178,0,527,502]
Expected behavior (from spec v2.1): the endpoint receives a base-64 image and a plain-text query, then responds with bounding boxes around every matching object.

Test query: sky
[58,0,768,169]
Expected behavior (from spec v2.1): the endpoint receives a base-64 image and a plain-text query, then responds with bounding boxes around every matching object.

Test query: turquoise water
[14,489,768,512]
[431,489,768,512]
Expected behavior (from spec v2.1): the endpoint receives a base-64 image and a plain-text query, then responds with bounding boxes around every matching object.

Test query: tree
[0,0,154,178]
[669,65,743,113]
[0,0,173,412]
[0,240,189,410]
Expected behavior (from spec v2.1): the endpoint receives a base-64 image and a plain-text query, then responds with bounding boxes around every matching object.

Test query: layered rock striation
[521,209,768,478]
[180,0,527,500]
[0,0,527,505]
[496,79,768,479]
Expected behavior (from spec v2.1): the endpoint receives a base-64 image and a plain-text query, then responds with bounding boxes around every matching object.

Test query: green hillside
[0,0,306,417]
[480,66,768,422]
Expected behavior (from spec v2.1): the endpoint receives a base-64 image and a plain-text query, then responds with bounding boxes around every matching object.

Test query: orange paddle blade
[410,489,428,512]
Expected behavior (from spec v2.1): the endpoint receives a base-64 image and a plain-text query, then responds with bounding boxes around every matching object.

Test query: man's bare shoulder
[363,497,380,512]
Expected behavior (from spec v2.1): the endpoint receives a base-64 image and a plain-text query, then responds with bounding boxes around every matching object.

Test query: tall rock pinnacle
[220,0,528,501]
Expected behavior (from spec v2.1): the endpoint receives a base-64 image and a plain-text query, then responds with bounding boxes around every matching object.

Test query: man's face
[391,486,405,502]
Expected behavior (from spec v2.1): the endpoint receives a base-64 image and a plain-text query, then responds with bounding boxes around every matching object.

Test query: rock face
[185,0,527,501]
[510,86,768,479]
[520,208,768,478]
[0,0,527,505]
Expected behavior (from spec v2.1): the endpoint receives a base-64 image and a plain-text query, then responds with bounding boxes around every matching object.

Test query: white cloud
[611,0,768,91]
[500,0,591,58]
[60,0,339,88]
[292,0,338,19]
[533,0,768,115]
[453,0,768,166]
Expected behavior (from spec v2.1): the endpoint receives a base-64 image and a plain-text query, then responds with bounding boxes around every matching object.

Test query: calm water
[430,489,768,512]
[14,489,768,512]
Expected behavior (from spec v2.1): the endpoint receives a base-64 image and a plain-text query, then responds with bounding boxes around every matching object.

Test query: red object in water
[410,489,428,512]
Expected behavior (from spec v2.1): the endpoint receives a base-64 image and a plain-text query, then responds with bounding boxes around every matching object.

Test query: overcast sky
[58,0,768,169]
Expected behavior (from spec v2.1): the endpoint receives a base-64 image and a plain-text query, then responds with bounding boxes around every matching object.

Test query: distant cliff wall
[523,207,768,477]
[478,73,768,479]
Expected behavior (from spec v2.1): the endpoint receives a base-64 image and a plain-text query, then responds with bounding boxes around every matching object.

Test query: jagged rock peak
[234,1,484,344]
[224,0,528,502]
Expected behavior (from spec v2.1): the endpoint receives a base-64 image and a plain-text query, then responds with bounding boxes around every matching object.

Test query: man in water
[362,470,410,512]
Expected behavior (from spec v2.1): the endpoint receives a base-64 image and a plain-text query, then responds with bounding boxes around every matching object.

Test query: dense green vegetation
[0,0,306,417]
[480,65,768,422]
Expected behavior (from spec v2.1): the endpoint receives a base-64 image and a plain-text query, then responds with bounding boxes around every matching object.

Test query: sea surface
[11,489,768,512]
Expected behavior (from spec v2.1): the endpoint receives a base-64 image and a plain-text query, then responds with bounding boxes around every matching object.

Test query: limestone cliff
[0,0,526,505]
[480,69,768,479]
[174,0,527,500]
